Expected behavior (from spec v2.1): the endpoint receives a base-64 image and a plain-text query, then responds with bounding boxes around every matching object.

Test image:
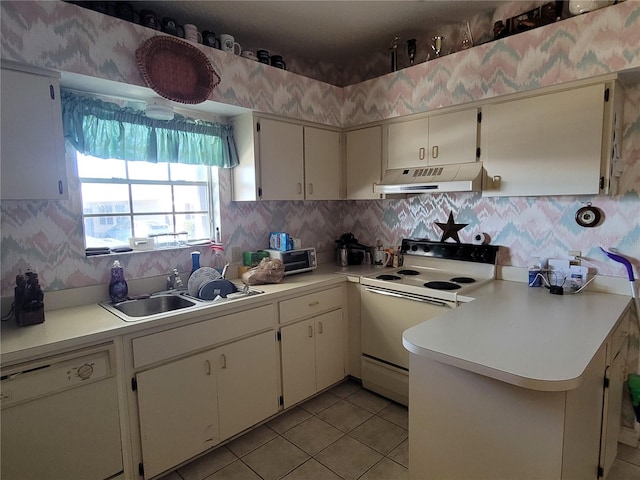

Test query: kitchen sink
[111,294,197,318]
[101,284,264,322]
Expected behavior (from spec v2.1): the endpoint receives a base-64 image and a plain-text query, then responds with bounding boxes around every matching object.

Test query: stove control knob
[411,244,418,251]
[422,246,431,253]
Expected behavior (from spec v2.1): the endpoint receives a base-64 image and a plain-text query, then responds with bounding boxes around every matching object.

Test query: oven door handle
[363,286,450,307]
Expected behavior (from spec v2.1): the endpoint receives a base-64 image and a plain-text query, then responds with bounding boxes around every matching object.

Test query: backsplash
[1,1,639,298]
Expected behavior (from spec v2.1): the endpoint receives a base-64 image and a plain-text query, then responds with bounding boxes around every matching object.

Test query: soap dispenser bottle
[109,260,128,303]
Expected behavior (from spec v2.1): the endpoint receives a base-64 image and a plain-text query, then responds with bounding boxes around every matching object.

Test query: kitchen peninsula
[403,281,633,480]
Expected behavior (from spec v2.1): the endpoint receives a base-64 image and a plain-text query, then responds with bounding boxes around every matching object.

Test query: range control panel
[401,239,499,265]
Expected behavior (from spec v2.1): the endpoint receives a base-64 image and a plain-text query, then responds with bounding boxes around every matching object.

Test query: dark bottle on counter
[109,260,128,303]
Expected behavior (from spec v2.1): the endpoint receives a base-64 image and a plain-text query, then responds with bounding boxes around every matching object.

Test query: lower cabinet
[134,329,279,479]
[280,309,346,408]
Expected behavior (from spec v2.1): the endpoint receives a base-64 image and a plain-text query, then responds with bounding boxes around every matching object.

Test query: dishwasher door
[1,344,123,480]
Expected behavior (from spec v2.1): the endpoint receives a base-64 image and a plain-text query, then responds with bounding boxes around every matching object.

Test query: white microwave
[265,247,317,275]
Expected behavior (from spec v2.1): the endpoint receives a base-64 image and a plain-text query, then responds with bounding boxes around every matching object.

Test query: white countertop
[1,265,354,366]
[403,280,632,391]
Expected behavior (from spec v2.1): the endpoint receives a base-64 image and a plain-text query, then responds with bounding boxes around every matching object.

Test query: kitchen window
[61,91,239,252]
[77,152,218,249]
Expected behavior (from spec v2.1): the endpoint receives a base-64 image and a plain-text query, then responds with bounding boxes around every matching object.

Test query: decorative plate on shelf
[136,35,220,104]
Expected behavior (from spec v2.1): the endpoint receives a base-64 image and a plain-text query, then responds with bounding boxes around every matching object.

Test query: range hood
[374,162,483,194]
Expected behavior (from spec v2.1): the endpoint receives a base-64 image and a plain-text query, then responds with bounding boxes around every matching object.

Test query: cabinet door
[315,309,346,391]
[481,84,605,197]
[216,331,280,440]
[387,117,429,169]
[304,127,341,200]
[1,67,67,200]
[345,126,383,200]
[258,118,304,200]
[136,350,219,479]
[428,109,478,165]
[280,320,316,408]
[600,348,628,478]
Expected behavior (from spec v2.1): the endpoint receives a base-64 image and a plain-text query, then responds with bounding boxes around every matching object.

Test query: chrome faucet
[166,268,184,290]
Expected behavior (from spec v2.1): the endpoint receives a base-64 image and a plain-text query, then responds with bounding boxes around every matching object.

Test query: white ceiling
[129,1,506,65]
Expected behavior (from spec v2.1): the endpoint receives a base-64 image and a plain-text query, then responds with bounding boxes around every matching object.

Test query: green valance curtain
[61,91,238,168]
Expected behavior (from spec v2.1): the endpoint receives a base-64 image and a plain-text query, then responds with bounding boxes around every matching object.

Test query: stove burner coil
[397,269,420,275]
[450,277,476,284]
[423,281,461,290]
[377,274,402,281]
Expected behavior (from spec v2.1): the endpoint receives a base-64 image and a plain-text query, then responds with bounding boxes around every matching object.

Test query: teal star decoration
[435,212,468,243]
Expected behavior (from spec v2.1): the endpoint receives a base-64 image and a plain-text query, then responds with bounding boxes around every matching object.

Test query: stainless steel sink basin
[111,294,197,318]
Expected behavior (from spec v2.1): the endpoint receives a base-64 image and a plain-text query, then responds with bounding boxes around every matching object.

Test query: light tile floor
[159,378,640,480]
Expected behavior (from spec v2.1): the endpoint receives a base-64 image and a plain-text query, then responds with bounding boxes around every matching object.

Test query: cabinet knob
[308,183,313,195]
[221,354,227,369]
[419,147,425,160]
[431,145,439,159]
[297,183,302,195]
[308,325,313,338]
[318,321,324,334]
[205,360,212,375]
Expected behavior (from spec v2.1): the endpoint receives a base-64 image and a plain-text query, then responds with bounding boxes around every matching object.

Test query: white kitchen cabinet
[481,80,622,197]
[387,108,478,170]
[129,304,279,479]
[1,62,67,200]
[304,126,341,200]
[136,349,220,480]
[279,286,347,407]
[345,126,383,199]
[280,309,345,408]
[216,330,280,440]
[231,113,341,201]
[599,310,630,479]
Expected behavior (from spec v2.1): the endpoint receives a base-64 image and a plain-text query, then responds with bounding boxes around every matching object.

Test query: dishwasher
[1,343,123,480]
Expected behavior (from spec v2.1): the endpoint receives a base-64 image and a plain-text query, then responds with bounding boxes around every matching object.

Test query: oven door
[361,285,454,370]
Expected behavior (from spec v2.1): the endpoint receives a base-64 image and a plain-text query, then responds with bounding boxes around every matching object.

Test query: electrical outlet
[231,247,242,263]
[569,250,581,266]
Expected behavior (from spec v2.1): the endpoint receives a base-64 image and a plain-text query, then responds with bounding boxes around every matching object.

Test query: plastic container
[211,245,225,274]
[108,260,128,303]
[190,251,201,274]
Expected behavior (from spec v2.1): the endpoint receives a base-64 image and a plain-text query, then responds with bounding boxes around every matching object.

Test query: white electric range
[360,239,499,405]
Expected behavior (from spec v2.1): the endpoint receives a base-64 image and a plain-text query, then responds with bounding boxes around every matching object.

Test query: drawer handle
[419,147,425,160]
[221,354,227,370]
[432,145,439,158]
[205,360,212,376]
[308,301,320,307]
[318,321,324,334]
[308,325,313,338]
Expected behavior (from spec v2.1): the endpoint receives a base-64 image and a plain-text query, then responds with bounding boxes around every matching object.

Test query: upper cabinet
[345,126,383,200]
[231,114,341,201]
[481,79,623,197]
[387,108,479,170]
[1,62,68,200]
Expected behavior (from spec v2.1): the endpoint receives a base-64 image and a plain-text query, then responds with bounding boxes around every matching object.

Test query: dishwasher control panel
[1,346,113,408]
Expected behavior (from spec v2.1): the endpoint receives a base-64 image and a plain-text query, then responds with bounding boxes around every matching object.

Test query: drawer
[279,286,343,324]
[133,304,276,368]
[609,309,630,361]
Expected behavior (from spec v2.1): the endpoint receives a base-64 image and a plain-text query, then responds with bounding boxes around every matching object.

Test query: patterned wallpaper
[1,0,639,298]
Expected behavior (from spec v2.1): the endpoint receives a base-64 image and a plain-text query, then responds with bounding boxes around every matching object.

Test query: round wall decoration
[136,35,220,104]
[575,203,603,228]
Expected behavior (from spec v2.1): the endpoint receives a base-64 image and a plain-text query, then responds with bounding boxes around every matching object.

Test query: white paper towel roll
[472,232,490,245]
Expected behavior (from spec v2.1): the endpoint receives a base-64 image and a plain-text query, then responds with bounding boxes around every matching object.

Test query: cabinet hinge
[279,395,284,406]
[131,377,138,392]
[138,462,145,476]
[604,88,610,102]
[49,84,55,100]
[597,465,604,478]
[477,111,482,123]
[256,122,261,132]
[276,331,281,341]
[603,376,609,389]
[476,147,481,159]
[599,176,605,190]
[258,187,263,198]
